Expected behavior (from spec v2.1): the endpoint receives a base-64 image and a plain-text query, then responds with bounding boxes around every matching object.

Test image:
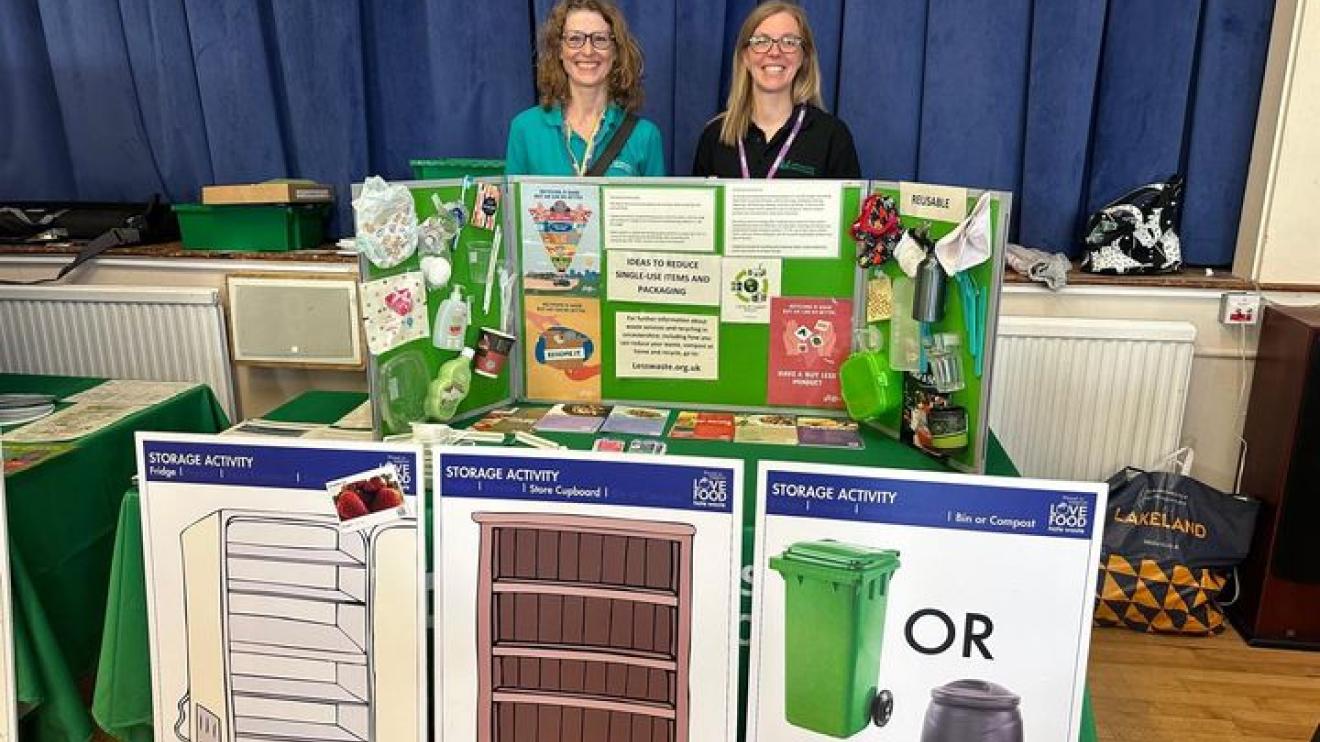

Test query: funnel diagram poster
[748,461,1105,741]
[521,183,601,298]
[137,434,426,742]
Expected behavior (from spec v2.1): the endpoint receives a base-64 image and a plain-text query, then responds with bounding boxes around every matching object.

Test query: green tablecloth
[1,373,228,742]
[92,391,1096,741]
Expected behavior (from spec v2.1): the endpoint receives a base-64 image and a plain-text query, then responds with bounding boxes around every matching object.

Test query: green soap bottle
[425,347,475,421]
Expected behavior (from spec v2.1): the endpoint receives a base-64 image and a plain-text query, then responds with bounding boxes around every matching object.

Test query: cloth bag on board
[1094,454,1260,636]
[1080,175,1184,275]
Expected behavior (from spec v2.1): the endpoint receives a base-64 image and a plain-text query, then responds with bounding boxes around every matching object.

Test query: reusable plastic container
[408,158,505,180]
[769,541,901,738]
[174,203,327,252]
[840,351,901,420]
[920,679,1024,742]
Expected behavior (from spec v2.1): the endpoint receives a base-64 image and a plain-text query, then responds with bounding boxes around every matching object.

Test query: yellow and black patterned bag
[1094,467,1258,636]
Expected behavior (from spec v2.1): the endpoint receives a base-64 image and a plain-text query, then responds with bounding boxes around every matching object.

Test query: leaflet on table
[137,434,426,742]
[748,461,1105,742]
[724,180,844,258]
[2,441,73,475]
[600,404,671,436]
[431,448,743,741]
[520,182,600,297]
[2,402,143,442]
[602,185,716,253]
[64,379,199,407]
[615,311,719,380]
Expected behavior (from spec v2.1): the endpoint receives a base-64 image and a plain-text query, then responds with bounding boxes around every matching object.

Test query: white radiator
[989,316,1196,482]
[0,285,236,417]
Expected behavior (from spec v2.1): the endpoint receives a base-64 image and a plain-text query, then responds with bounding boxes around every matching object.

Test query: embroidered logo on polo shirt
[779,161,816,176]
[609,160,636,175]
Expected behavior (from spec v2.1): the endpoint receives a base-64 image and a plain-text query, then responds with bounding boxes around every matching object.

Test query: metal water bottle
[913,250,947,323]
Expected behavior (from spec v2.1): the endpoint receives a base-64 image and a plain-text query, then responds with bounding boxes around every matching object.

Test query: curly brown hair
[536,0,645,112]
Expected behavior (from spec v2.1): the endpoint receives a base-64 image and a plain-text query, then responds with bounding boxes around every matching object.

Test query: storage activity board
[355,177,517,437]
[137,434,427,742]
[0,443,15,742]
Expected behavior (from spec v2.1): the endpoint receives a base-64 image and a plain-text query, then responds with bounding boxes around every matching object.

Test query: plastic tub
[409,158,505,180]
[174,203,327,252]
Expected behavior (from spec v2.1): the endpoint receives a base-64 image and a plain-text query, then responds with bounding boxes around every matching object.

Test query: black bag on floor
[0,196,179,284]
[1095,466,1260,635]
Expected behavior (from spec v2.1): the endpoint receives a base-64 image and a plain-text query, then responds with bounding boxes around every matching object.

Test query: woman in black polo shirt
[692,1,860,179]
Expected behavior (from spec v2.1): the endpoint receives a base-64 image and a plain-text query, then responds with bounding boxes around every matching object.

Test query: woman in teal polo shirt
[505,0,665,177]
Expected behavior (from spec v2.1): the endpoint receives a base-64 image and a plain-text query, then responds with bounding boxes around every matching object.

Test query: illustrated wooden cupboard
[472,513,696,742]
[180,511,418,742]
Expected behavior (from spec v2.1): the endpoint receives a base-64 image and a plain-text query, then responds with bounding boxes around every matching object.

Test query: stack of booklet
[0,393,56,427]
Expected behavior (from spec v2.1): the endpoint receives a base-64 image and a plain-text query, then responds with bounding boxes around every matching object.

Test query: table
[93,391,1097,741]
[1,374,228,742]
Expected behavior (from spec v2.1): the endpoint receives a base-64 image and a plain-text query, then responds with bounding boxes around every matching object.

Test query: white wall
[1236,0,1320,284]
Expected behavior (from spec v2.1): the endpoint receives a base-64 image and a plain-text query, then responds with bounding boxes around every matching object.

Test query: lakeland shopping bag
[1094,466,1259,635]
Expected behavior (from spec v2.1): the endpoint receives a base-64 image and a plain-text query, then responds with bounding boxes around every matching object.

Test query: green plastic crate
[770,541,901,738]
[409,158,505,180]
[174,203,328,252]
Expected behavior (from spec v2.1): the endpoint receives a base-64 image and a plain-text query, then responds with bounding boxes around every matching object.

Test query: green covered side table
[2,373,228,742]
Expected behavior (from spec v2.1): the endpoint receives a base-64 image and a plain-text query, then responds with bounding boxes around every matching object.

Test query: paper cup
[474,327,516,378]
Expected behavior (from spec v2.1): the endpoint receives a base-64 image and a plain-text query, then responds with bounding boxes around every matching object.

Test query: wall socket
[1220,292,1262,325]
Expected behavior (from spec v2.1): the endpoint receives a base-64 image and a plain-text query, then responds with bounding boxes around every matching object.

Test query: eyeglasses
[562,31,614,50]
[747,34,804,54]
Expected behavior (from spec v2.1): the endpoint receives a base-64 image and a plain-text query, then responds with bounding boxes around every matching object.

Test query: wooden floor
[1088,624,1320,741]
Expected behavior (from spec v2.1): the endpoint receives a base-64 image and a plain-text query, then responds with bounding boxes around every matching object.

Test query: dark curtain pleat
[0,0,1280,264]
[0,0,75,199]
[836,0,928,181]
[917,0,1033,197]
[33,0,172,200]
[1181,0,1277,266]
[1017,0,1108,253]
[1084,0,1202,215]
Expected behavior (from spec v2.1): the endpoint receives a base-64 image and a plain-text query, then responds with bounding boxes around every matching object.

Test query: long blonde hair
[718,1,824,147]
[536,0,645,113]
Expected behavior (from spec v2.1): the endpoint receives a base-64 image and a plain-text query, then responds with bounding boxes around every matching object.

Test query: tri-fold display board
[359,176,1008,472]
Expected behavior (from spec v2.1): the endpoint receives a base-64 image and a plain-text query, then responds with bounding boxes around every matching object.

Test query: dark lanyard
[738,106,806,179]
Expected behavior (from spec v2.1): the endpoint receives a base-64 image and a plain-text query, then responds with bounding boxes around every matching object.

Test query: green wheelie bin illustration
[769,540,901,738]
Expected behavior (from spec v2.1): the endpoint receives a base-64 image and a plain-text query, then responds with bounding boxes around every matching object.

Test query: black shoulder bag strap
[0,197,162,285]
[586,113,639,177]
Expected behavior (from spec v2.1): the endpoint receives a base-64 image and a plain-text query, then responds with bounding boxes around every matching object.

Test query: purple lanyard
[739,106,806,179]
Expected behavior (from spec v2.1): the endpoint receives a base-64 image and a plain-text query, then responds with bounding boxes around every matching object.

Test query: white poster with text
[616,311,719,380]
[724,180,843,259]
[603,186,717,252]
[608,251,721,306]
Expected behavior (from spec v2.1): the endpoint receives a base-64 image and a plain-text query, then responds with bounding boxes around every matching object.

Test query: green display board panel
[359,178,514,436]
[511,176,863,411]
[600,183,862,408]
[860,183,1010,472]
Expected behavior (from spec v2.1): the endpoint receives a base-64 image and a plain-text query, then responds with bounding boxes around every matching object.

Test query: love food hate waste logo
[692,471,730,509]
[1046,495,1091,536]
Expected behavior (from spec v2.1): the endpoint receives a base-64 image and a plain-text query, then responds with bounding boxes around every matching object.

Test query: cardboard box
[201,181,333,205]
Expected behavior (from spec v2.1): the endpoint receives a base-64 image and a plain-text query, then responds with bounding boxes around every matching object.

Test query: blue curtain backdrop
[0,0,1275,266]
